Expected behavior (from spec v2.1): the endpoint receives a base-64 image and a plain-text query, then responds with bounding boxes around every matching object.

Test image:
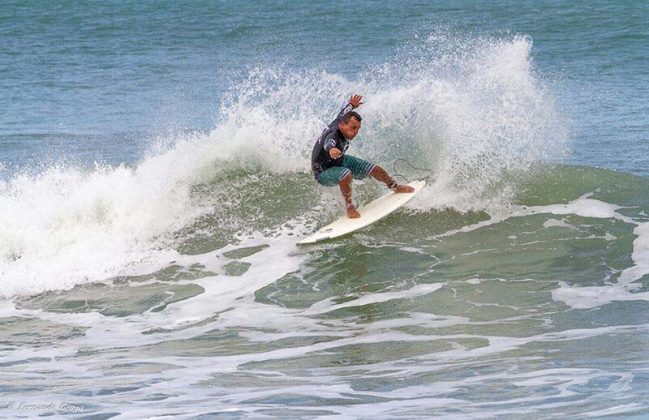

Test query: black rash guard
[310,103,356,179]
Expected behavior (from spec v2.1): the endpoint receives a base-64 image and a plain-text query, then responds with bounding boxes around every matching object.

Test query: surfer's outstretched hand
[349,94,363,108]
[394,184,415,193]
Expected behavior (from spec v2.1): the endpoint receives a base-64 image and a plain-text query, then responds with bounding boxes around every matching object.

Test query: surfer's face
[339,117,361,140]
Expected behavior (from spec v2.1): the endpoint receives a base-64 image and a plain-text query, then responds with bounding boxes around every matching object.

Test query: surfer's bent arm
[323,135,342,158]
[323,136,337,152]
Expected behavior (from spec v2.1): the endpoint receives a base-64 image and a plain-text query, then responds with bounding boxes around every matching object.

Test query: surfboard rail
[298,180,426,244]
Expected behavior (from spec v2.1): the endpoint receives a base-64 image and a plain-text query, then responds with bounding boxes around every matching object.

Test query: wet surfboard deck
[298,180,426,244]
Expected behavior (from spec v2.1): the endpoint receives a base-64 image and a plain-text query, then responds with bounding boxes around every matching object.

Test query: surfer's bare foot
[394,184,415,193]
[346,206,361,218]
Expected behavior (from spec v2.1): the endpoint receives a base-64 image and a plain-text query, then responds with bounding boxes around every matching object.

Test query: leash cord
[392,158,434,183]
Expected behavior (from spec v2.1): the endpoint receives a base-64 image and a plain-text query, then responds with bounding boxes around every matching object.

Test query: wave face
[0,33,566,297]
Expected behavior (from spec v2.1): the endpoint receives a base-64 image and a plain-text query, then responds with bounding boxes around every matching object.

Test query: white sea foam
[552,282,649,310]
[543,218,577,230]
[524,194,633,223]
[306,283,445,314]
[619,221,649,284]
[0,164,198,297]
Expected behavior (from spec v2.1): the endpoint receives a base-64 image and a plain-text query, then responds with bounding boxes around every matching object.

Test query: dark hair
[340,111,362,123]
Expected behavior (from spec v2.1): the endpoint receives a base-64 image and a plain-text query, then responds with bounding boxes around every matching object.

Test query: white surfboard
[298,180,426,244]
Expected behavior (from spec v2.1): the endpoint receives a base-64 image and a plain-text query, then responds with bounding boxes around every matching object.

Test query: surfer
[311,94,414,218]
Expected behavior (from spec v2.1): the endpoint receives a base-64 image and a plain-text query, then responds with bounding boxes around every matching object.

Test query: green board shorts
[316,155,376,187]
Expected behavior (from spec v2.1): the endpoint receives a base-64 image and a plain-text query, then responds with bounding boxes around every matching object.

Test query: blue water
[2,1,649,417]
[2,1,647,172]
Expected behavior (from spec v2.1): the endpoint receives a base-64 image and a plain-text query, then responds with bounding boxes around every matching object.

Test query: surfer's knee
[339,171,352,185]
[369,165,394,186]
[370,165,389,178]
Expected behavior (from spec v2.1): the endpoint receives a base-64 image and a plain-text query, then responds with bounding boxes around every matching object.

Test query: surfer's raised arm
[327,95,364,160]
[310,94,414,219]
[348,94,363,109]
[334,94,364,122]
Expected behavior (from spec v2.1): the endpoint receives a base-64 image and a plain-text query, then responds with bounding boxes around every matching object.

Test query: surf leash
[392,158,434,183]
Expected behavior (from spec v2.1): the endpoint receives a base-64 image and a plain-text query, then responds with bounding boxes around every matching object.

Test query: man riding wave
[311,94,414,218]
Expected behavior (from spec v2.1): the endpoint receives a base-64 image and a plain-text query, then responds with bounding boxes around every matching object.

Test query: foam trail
[306,283,445,314]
